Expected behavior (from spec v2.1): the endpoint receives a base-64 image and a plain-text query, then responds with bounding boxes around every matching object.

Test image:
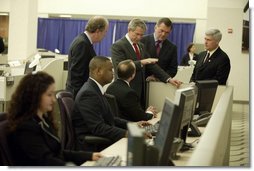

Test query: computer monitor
[174,87,196,142]
[126,123,159,166]
[24,61,36,74]
[195,80,218,115]
[154,97,181,166]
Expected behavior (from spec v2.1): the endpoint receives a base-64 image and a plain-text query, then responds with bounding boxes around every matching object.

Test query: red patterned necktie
[133,43,141,60]
[156,40,161,56]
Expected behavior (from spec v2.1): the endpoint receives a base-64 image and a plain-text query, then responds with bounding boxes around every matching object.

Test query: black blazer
[141,34,178,77]
[111,36,170,100]
[106,79,153,122]
[180,53,199,66]
[0,37,4,53]
[66,33,96,98]
[72,78,127,150]
[8,115,92,166]
[190,47,231,85]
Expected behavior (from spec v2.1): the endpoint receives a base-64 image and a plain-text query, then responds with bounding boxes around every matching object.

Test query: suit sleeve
[122,90,153,121]
[166,46,178,77]
[214,56,231,85]
[146,63,170,82]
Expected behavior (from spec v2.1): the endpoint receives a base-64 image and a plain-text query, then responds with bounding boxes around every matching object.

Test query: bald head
[117,59,136,81]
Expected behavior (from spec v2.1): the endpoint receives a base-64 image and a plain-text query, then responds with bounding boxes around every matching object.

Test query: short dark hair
[156,18,173,29]
[85,16,109,33]
[89,56,110,73]
[117,60,136,80]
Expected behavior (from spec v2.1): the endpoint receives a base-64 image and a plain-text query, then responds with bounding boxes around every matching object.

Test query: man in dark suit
[71,56,150,151]
[106,59,157,122]
[66,16,109,98]
[111,18,181,108]
[141,18,178,79]
[0,36,4,53]
[190,29,231,85]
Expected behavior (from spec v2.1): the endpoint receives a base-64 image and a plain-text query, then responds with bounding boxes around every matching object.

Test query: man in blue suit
[66,16,109,98]
[190,29,231,85]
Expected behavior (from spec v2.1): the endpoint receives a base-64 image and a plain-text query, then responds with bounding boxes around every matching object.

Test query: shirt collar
[84,31,93,44]
[207,46,219,57]
[89,77,104,95]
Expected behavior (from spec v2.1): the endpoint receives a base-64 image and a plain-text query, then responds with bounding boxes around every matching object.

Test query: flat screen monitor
[24,61,36,74]
[195,80,218,115]
[174,87,196,142]
[154,97,181,166]
[126,123,158,166]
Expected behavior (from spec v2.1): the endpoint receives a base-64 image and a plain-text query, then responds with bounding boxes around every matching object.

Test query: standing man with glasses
[111,18,181,108]
[66,16,109,98]
[141,18,178,81]
[190,28,231,85]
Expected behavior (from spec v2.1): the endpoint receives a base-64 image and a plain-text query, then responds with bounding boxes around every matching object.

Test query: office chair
[104,93,119,117]
[56,91,112,151]
[0,112,14,166]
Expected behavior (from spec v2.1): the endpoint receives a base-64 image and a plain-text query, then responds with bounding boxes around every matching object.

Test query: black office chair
[0,112,14,166]
[104,93,119,117]
[56,91,112,151]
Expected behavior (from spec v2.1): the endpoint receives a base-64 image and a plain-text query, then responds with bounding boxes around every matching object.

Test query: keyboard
[94,155,121,166]
[144,122,160,136]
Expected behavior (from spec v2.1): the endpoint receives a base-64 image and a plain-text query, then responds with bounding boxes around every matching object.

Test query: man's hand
[146,106,158,118]
[141,58,158,65]
[168,79,182,88]
[92,152,103,161]
[137,120,151,128]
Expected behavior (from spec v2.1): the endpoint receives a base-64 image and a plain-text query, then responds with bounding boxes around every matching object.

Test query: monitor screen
[154,97,181,166]
[174,87,196,142]
[24,61,36,74]
[195,80,218,114]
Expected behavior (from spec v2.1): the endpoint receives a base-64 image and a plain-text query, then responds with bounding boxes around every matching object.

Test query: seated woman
[180,43,199,66]
[7,71,102,166]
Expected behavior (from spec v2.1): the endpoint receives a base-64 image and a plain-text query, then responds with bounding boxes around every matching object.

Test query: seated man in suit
[71,56,150,152]
[190,29,231,85]
[106,59,157,122]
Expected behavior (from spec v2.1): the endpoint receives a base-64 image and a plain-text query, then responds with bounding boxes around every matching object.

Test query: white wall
[37,0,207,20]
[206,0,249,101]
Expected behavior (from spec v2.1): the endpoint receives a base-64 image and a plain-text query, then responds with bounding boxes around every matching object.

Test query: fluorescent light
[59,14,72,18]
[0,13,8,16]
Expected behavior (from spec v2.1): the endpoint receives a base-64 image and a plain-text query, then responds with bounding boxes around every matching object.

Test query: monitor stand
[188,122,201,137]
[170,138,183,160]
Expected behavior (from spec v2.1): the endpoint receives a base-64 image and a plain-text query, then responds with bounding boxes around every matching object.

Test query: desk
[82,113,204,166]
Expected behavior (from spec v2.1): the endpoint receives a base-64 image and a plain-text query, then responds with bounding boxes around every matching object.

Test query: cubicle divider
[147,81,226,113]
[187,86,233,166]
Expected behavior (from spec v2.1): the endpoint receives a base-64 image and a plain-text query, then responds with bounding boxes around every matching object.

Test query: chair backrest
[104,93,119,117]
[0,112,14,166]
[56,91,75,150]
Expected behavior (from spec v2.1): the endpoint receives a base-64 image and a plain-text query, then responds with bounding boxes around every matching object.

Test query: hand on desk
[146,106,158,118]
[92,152,103,161]
[168,78,182,88]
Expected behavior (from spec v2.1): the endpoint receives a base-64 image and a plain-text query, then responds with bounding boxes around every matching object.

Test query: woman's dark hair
[7,71,56,131]
[187,43,194,52]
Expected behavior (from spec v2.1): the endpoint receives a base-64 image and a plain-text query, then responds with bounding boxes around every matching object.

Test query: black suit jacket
[180,53,199,66]
[0,37,4,53]
[72,78,127,150]
[141,34,178,77]
[190,47,231,85]
[106,79,153,122]
[111,36,170,101]
[8,115,92,166]
[66,33,96,98]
